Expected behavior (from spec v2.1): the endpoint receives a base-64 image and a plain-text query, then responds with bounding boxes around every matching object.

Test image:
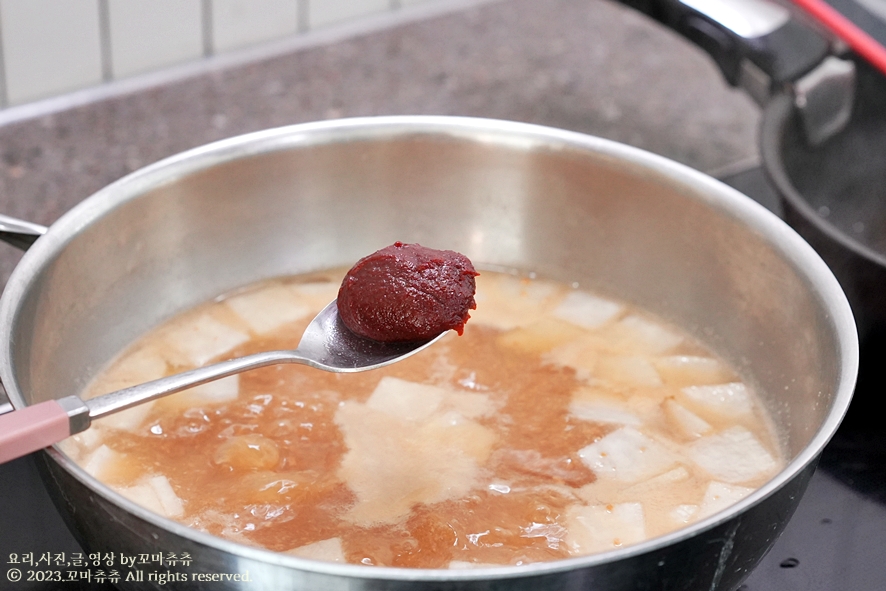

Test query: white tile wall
[211,0,300,53]
[0,0,443,108]
[107,0,204,79]
[0,0,103,106]
[307,0,390,30]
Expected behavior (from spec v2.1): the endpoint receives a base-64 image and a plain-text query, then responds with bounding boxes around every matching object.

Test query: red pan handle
[790,0,886,77]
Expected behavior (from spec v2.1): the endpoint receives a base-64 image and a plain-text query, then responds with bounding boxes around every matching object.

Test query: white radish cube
[165,314,250,367]
[624,466,691,497]
[66,425,105,452]
[186,375,240,403]
[366,377,445,422]
[433,410,472,428]
[286,538,345,563]
[625,391,669,416]
[335,400,495,525]
[654,355,734,386]
[545,337,599,380]
[96,402,155,432]
[578,427,678,483]
[116,483,167,516]
[570,398,642,427]
[496,319,585,354]
[616,315,683,354]
[113,347,168,380]
[566,502,646,553]
[471,275,557,330]
[595,355,662,386]
[56,439,83,461]
[147,475,184,518]
[287,281,340,311]
[81,444,124,480]
[446,392,495,419]
[553,291,623,329]
[670,504,699,524]
[662,399,713,439]
[697,481,755,519]
[158,374,241,414]
[87,347,167,397]
[115,475,184,519]
[687,427,778,484]
[678,383,755,422]
[225,284,312,334]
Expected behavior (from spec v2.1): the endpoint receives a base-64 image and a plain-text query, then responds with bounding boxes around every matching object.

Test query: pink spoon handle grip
[0,400,71,464]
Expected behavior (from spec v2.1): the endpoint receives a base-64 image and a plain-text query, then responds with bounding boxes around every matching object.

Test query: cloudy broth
[62,270,783,568]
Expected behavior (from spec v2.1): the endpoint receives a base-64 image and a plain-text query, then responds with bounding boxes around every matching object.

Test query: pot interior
[2,117,854,513]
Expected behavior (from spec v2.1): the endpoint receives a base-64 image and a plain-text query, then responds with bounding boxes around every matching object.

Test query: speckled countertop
[0,0,758,284]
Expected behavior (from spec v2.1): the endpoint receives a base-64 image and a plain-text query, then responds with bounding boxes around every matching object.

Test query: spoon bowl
[0,299,446,464]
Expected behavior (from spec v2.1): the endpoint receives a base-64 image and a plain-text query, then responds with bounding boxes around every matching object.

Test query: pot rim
[0,115,859,582]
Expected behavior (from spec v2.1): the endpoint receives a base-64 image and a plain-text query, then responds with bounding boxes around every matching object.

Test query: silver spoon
[0,300,446,464]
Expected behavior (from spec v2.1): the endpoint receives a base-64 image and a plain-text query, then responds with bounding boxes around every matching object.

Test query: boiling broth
[61,270,783,568]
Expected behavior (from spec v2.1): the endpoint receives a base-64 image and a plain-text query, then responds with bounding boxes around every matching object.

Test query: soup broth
[62,270,783,568]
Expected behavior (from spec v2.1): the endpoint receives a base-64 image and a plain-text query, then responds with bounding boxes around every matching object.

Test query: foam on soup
[61,270,783,568]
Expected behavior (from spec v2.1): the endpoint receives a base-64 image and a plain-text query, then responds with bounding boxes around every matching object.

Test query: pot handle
[620,0,857,144]
[0,213,48,251]
[0,212,90,459]
[0,214,48,418]
[619,0,830,103]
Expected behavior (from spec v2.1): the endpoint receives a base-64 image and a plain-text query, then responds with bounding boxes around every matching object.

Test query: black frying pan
[764,56,886,397]
[621,0,886,396]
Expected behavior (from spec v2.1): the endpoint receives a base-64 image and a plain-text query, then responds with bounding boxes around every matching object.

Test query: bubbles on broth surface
[60,270,783,568]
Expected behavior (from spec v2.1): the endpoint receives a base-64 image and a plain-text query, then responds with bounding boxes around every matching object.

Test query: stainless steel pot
[0,116,857,590]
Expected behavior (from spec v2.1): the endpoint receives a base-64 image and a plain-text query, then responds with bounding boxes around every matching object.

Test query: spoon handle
[0,400,72,463]
[86,350,308,421]
[0,351,310,465]
[0,396,91,463]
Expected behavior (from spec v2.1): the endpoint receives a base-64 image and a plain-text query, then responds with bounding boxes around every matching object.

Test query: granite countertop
[0,0,758,285]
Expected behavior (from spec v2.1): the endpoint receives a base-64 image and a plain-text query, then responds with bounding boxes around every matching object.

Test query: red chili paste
[337,242,478,342]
